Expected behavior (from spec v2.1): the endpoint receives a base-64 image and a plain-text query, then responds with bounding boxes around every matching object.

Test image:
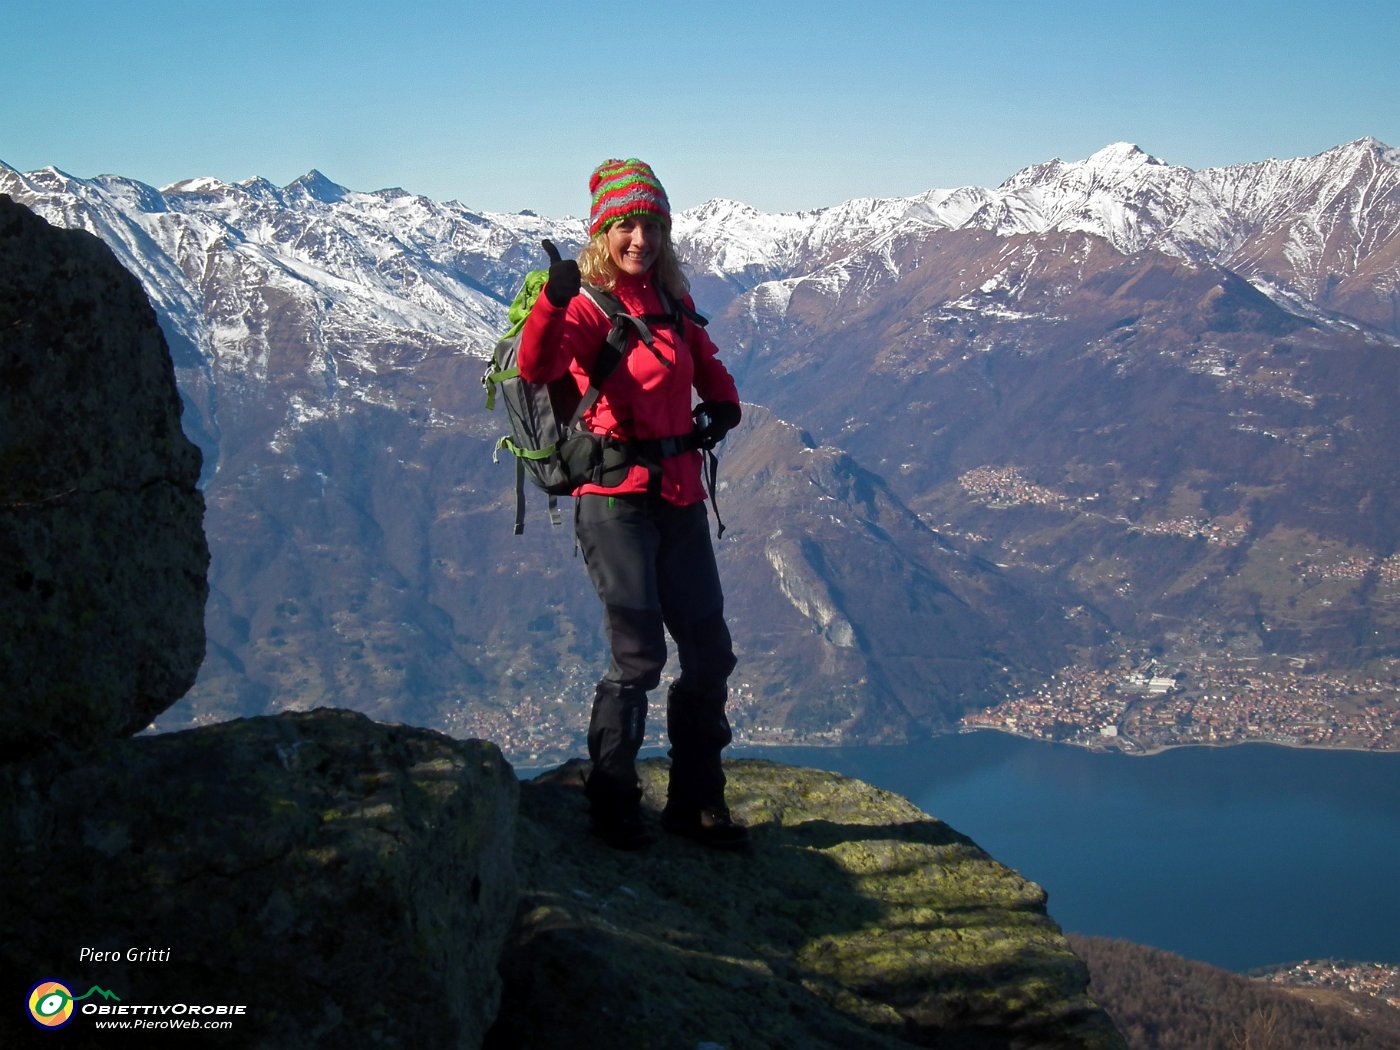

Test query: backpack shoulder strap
[576,284,672,393]
[577,283,623,322]
[666,290,709,329]
[578,285,661,352]
[633,289,708,333]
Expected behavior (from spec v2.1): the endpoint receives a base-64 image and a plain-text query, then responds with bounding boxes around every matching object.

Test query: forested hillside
[1069,935,1400,1049]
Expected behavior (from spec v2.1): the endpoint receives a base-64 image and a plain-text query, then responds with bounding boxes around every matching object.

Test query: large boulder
[490,758,1126,1050]
[0,194,208,759]
[0,708,518,1049]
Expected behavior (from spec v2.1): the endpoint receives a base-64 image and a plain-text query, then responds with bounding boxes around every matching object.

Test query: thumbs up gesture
[542,239,581,308]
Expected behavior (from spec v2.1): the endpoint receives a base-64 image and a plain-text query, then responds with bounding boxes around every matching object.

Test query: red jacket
[518,272,740,505]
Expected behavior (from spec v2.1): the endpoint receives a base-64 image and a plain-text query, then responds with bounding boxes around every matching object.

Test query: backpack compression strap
[494,435,563,534]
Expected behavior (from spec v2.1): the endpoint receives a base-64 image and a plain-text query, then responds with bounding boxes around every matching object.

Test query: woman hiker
[518,158,746,850]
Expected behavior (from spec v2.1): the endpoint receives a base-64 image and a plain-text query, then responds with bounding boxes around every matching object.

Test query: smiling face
[605,216,664,277]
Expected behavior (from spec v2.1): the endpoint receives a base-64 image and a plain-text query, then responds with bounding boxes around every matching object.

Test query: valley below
[5,137,1399,773]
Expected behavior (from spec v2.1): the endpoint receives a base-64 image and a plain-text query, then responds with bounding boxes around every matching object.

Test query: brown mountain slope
[1068,935,1400,1050]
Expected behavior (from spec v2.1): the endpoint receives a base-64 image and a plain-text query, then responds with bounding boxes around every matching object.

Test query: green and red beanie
[588,158,671,237]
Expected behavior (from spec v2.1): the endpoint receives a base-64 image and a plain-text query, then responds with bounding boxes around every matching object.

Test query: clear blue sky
[3,0,1396,217]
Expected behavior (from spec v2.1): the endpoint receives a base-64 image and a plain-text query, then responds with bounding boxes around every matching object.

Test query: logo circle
[28,981,75,1029]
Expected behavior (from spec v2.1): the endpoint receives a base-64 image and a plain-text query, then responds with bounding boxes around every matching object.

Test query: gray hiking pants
[574,493,736,812]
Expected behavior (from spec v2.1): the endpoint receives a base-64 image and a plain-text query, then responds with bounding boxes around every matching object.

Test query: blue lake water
[734,731,1400,972]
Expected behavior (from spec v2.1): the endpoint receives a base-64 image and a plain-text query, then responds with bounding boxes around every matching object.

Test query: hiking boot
[661,804,749,850]
[590,804,653,851]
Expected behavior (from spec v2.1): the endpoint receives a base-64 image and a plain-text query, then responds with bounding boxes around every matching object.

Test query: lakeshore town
[1255,960,1400,1011]
[466,650,1400,765]
[957,653,1400,753]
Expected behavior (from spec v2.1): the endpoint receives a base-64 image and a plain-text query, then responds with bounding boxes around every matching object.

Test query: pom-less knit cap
[588,158,671,237]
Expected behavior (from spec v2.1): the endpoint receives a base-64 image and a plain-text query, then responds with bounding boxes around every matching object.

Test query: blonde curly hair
[578,226,690,299]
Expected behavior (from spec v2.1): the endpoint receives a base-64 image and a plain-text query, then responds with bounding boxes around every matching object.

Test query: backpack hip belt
[563,429,701,493]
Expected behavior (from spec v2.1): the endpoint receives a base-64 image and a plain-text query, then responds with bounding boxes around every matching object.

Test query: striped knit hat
[588,158,671,236]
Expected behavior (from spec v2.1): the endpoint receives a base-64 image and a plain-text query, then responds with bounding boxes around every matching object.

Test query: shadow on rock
[488,757,1124,1050]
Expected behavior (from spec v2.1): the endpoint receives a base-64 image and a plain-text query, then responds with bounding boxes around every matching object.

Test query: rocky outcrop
[490,757,1126,1050]
[0,709,519,1049]
[0,193,208,759]
[0,197,519,1049]
[4,733,1117,1050]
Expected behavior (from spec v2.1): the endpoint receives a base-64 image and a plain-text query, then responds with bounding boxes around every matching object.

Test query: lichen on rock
[490,757,1125,1050]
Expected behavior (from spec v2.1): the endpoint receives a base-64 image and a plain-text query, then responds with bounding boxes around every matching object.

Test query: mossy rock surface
[0,709,518,1049]
[491,757,1125,1050]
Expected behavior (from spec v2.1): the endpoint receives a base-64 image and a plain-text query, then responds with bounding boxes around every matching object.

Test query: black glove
[544,258,580,308]
[541,238,580,308]
[692,400,741,450]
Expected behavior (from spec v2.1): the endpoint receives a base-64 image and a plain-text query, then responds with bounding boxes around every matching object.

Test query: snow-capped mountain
[0,161,580,404]
[678,138,1400,334]
[0,162,570,351]
[3,139,1396,757]
[4,136,1393,396]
